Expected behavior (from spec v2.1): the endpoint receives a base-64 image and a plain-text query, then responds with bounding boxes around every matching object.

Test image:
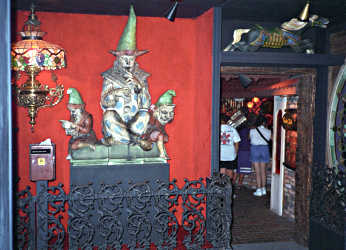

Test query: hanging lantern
[282,109,297,130]
[11,5,65,131]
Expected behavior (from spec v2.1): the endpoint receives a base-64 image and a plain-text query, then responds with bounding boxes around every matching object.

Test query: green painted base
[69,142,167,166]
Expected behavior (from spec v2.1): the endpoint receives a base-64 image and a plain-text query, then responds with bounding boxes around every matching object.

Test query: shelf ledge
[221,51,345,67]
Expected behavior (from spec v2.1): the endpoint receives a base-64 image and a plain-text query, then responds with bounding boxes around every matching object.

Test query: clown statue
[60,88,97,159]
[100,5,151,150]
[142,90,176,159]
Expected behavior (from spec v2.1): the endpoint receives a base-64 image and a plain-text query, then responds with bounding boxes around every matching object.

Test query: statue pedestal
[70,163,169,186]
[69,143,167,166]
[69,163,169,248]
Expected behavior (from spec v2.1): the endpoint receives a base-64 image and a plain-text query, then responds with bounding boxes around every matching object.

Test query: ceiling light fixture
[238,74,253,88]
[164,1,181,22]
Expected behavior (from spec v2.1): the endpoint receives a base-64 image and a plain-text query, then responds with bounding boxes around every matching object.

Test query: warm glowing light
[247,102,254,108]
[252,97,260,103]
[11,6,65,131]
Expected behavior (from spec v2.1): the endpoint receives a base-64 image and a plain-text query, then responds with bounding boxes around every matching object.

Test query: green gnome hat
[156,90,176,107]
[67,88,85,110]
[110,5,148,57]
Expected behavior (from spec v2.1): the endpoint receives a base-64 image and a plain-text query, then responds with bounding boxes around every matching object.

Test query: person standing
[220,116,241,184]
[236,125,252,187]
[249,117,272,196]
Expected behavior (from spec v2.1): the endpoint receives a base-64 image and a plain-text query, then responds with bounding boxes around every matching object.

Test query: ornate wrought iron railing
[310,163,345,236]
[15,174,233,249]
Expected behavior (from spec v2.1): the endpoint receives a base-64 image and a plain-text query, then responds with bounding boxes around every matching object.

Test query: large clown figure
[100,5,151,150]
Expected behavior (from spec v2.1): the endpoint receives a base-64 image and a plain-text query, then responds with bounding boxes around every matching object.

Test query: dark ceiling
[12,0,226,18]
[13,0,346,25]
[222,0,346,25]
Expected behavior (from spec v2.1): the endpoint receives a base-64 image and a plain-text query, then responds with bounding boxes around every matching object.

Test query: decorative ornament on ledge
[223,1,329,54]
[11,5,65,131]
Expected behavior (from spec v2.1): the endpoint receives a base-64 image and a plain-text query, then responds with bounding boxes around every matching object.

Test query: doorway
[220,66,316,245]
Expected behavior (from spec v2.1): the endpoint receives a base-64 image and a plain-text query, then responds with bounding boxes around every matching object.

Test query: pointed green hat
[110,5,148,57]
[67,88,85,109]
[156,90,176,107]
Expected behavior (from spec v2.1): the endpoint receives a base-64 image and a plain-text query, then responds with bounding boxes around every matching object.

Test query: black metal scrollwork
[15,186,34,250]
[96,183,124,249]
[36,183,67,250]
[206,173,233,249]
[181,178,206,249]
[126,182,153,249]
[310,164,345,235]
[68,183,95,249]
[153,180,179,249]
[15,175,233,249]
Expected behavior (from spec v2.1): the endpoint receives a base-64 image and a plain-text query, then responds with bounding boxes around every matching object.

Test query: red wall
[14,9,213,192]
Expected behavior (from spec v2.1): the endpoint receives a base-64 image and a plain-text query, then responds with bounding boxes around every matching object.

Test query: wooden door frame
[217,66,316,245]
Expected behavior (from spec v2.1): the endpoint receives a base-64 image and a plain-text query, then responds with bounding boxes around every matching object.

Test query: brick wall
[283,166,295,220]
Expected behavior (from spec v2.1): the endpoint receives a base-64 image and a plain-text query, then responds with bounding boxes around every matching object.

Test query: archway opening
[220,66,316,245]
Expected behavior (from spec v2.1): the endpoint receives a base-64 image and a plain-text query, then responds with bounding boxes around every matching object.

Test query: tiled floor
[231,186,300,245]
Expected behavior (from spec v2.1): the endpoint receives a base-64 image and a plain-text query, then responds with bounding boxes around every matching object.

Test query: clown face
[118,55,136,70]
[154,105,175,125]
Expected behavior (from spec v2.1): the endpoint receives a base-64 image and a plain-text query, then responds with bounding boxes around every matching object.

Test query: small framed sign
[29,143,56,181]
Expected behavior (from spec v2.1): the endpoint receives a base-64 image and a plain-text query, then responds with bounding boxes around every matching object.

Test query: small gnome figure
[143,90,176,159]
[60,88,97,159]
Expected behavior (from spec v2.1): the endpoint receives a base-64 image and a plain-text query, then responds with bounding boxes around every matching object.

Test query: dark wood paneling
[313,67,329,162]
[295,73,316,246]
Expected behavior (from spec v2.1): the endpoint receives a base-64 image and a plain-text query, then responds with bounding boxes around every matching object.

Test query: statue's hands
[69,129,79,137]
[61,120,78,129]
[118,87,131,96]
[124,71,144,89]
[60,120,74,129]
[60,120,78,136]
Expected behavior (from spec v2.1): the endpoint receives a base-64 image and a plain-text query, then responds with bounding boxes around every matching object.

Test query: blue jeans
[250,145,270,163]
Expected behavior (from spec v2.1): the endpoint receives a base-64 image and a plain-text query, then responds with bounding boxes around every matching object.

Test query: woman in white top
[249,117,272,197]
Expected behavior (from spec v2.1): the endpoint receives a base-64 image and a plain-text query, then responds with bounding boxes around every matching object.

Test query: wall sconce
[164,1,181,22]
[11,5,65,131]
